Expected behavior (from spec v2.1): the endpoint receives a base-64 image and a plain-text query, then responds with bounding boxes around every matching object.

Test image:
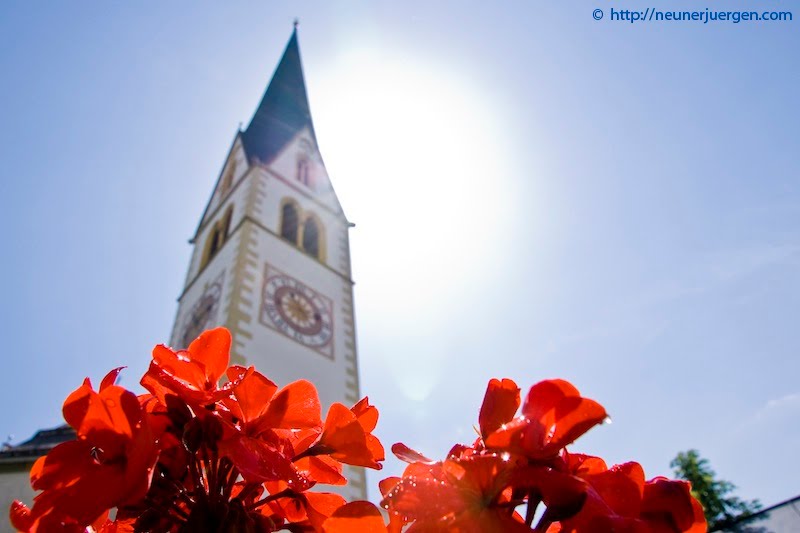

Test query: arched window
[280,201,299,243]
[201,205,234,270]
[296,158,311,187]
[222,205,233,237]
[211,228,223,255]
[302,217,320,259]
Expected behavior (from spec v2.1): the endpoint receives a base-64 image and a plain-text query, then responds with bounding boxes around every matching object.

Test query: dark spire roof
[241,28,317,165]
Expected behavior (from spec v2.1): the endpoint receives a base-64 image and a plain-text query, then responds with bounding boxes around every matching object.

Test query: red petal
[547,396,607,451]
[478,378,520,439]
[304,492,348,527]
[186,327,231,384]
[522,379,581,422]
[138,371,171,405]
[352,397,379,433]
[226,366,277,423]
[510,466,588,522]
[90,510,112,531]
[687,492,707,533]
[9,500,33,532]
[587,462,645,518]
[97,517,136,533]
[483,416,526,450]
[323,501,387,533]
[318,403,380,469]
[62,379,143,452]
[142,360,233,406]
[219,434,307,488]
[29,459,129,527]
[151,344,206,388]
[441,455,518,507]
[452,507,532,533]
[29,440,94,491]
[641,477,703,532]
[294,455,347,486]
[391,442,434,465]
[29,455,46,488]
[381,468,463,523]
[488,380,608,459]
[565,452,608,476]
[61,379,94,432]
[273,494,308,523]
[260,379,322,430]
[75,387,142,458]
[272,491,344,527]
[366,433,386,463]
[100,367,125,391]
[379,476,402,497]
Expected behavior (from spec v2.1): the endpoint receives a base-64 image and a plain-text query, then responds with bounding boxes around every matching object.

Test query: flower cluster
[10,328,384,532]
[377,378,707,532]
[9,329,707,533]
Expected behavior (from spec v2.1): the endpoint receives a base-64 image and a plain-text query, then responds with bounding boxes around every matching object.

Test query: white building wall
[0,466,34,533]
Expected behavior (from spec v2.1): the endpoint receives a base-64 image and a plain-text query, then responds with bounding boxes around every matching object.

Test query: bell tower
[170,29,366,499]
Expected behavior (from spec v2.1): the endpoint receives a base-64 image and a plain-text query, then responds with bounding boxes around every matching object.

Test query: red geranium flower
[552,453,707,533]
[478,378,521,440]
[485,379,607,461]
[382,452,534,533]
[218,366,322,487]
[640,477,706,533]
[12,369,157,531]
[296,399,385,470]
[141,327,250,407]
[266,491,347,530]
[9,335,706,533]
[258,397,386,500]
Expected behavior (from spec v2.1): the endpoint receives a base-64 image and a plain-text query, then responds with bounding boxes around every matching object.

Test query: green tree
[671,450,761,531]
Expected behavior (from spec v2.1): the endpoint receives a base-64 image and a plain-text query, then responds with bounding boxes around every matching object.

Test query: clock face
[261,270,333,353]
[181,279,222,348]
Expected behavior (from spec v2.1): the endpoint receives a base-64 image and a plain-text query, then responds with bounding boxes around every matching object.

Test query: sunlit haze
[315,47,521,401]
[1,0,797,512]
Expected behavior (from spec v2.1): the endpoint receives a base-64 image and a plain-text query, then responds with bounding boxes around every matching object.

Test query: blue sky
[1,1,798,507]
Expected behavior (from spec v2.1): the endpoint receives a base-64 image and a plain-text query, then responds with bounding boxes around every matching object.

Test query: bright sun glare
[314,46,517,400]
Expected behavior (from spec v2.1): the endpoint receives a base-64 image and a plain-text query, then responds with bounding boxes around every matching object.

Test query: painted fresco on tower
[260,263,334,359]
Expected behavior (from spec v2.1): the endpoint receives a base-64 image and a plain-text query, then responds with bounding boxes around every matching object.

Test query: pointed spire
[241,27,317,165]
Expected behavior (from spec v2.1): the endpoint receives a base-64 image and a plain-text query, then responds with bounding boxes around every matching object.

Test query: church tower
[170,29,366,500]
